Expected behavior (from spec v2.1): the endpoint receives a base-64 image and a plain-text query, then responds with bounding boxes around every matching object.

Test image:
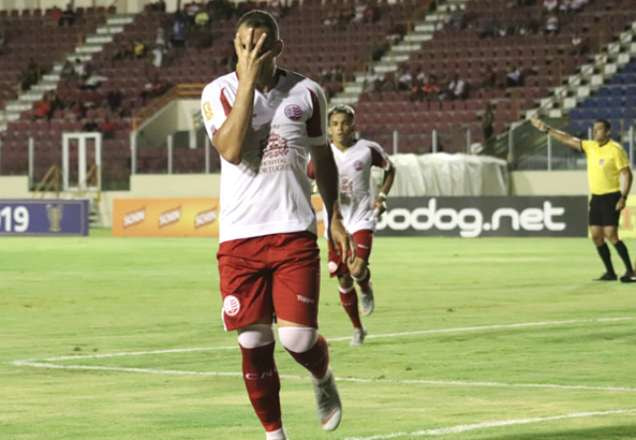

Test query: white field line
[11,359,636,394]
[326,316,634,342]
[343,408,636,440]
[11,316,636,395]
[31,315,635,363]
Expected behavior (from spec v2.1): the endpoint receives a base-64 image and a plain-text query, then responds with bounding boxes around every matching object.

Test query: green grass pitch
[1,230,635,440]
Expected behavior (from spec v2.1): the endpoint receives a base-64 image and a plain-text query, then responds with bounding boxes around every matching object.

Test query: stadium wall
[510,171,589,196]
[138,100,199,148]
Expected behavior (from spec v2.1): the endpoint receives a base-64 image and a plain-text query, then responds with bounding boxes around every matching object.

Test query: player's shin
[239,342,282,433]
[339,285,362,329]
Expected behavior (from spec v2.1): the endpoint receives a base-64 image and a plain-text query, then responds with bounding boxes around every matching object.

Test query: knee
[349,258,368,279]
[237,324,275,349]
[278,326,317,353]
[591,233,605,246]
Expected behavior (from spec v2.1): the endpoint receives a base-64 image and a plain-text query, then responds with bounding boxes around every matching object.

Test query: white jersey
[201,69,328,243]
[314,139,391,234]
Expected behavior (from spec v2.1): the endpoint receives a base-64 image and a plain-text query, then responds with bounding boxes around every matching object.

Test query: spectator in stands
[152,43,165,67]
[543,0,558,13]
[59,3,76,27]
[81,71,107,90]
[152,0,167,12]
[480,65,497,89]
[49,6,63,25]
[506,65,524,87]
[73,58,86,78]
[195,8,210,27]
[140,73,171,104]
[33,95,53,121]
[397,65,412,91]
[106,89,123,113]
[20,59,42,91]
[559,0,572,13]
[386,20,406,45]
[443,73,468,100]
[570,33,589,56]
[481,102,494,143]
[570,0,588,11]
[371,39,389,62]
[60,60,75,80]
[422,75,441,100]
[171,13,188,48]
[544,13,559,34]
[99,115,116,139]
[133,40,147,58]
[477,17,497,39]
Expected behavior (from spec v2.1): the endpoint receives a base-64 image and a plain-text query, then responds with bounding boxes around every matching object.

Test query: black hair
[595,119,611,131]
[236,10,279,41]
[328,104,356,123]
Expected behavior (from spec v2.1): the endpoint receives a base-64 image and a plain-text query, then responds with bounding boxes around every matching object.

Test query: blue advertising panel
[0,199,89,236]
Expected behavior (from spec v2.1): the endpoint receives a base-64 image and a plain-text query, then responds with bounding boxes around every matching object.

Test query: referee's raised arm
[530,117,582,152]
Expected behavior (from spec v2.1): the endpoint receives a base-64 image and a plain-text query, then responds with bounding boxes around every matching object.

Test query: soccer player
[530,117,636,282]
[200,11,350,440]
[309,105,396,346]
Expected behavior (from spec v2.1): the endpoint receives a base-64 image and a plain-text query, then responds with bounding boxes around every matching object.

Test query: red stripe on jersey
[306,160,315,179]
[220,88,232,116]
[306,89,322,138]
[370,146,387,168]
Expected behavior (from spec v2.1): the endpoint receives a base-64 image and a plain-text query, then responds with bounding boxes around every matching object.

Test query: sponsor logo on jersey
[284,104,304,121]
[202,102,213,120]
[223,295,241,317]
[296,294,315,304]
[599,158,605,167]
[158,206,182,228]
[123,207,146,228]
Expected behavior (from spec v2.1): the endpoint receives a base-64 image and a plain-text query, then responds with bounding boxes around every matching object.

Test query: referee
[531,117,636,282]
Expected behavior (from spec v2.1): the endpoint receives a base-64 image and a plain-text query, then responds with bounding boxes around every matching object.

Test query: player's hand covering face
[234,26,276,85]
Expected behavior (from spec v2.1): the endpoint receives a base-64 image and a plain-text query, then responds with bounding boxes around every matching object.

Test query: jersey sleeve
[369,142,392,171]
[200,81,233,142]
[305,82,328,147]
[580,140,592,154]
[615,144,630,170]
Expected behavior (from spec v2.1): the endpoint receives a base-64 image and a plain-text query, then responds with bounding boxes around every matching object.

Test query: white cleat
[265,428,287,440]
[350,327,367,347]
[360,288,374,316]
[312,370,342,431]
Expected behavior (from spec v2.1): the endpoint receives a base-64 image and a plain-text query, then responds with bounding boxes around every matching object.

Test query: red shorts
[217,231,320,331]
[327,229,373,278]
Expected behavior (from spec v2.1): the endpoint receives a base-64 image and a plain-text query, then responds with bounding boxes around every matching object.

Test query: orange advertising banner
[112,198,219,237]
[112,196,326,238]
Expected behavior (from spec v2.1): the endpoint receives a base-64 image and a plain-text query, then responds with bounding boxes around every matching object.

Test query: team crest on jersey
[284,104,304,121]
[354,160,364,171]
[599,158,605,167]
[223,295,241,317]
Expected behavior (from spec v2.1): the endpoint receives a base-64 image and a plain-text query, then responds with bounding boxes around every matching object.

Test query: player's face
[592,122,609,142]
[236,25,280,68]
[328,113,355,145]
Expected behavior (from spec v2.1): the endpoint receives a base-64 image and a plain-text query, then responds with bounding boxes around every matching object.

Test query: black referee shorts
[589,191,622,227]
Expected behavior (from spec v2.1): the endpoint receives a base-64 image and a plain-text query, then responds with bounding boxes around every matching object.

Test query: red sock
[339,286,362,329]
[286,335,329,380]
[240,342,282,432]
[355,268,372,293]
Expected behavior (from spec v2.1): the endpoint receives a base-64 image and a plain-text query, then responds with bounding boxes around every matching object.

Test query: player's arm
[213,30,270,164]
[310,144,350,255]
[616,166,633,211]
[530,117,582,151]
[376,160,396,207]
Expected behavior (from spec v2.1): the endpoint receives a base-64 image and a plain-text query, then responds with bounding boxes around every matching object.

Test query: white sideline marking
[326,316,634,342]
[20,316,632,363]
[11,316,636,395]
[343,408,636,440]
[12,359,636,394]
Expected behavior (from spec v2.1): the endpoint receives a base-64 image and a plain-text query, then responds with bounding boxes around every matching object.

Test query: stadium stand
[1,0,636,187]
